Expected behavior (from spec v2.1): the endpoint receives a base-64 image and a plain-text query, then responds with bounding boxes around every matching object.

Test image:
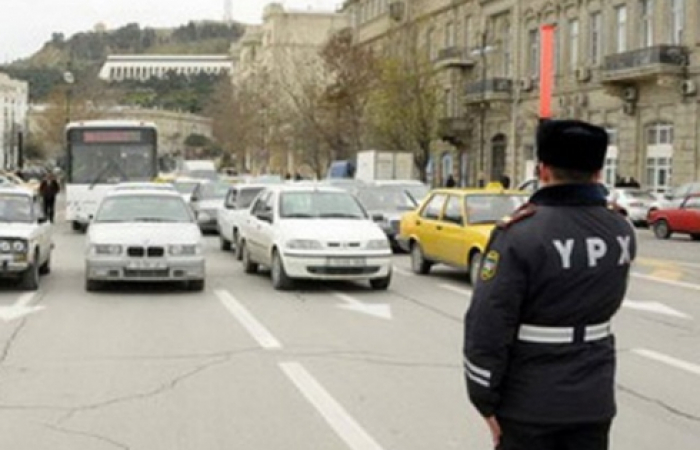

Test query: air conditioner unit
[575,67,592,83]
[681,79,697,96]
[622,102,636,115]
[622,86,638,102]
[519,77,534,92]
[388,2,405,21]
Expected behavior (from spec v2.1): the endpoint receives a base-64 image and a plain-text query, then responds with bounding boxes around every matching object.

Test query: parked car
[237,185,393,291]
[649,182,700,214]
[648,194,700,241]
[170,178,205,203]
[351,185,418,249]
[0,186,53,290]
[217,184,268,254]
[607,188,656,226]
[85,189,206,291]
[398,186,528,284]
[370,180,430,204]
[190,181,231,233]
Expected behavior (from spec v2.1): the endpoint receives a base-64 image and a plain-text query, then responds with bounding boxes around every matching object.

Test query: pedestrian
[499,174,511,189]
[463,119,636,450]
[445,174,456,188]
[39,173,61,223]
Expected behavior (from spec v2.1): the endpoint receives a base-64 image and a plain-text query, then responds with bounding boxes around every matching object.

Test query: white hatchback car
[237,185,393,291]
[217,184,268,254]
[0,187,53,290]
[85,189,206,292]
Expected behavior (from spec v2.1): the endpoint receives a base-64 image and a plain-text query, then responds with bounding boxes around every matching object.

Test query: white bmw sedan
[85,189,206,292]
[237,185,393,291]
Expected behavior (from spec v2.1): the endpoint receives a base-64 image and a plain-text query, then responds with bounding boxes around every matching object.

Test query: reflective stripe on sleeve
[464,357,492,380]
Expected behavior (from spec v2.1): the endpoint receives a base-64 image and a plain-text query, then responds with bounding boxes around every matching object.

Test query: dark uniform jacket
[463,183,637,424]
[39,180,61,199]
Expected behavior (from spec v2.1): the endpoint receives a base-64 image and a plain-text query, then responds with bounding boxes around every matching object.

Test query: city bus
[65,120,159,231]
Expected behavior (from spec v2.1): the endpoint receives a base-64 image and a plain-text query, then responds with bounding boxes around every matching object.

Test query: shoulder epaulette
[607,202,628,217]
[497,203,537,230]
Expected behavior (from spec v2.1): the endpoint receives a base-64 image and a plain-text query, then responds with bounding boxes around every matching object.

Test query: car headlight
[0,241,10,253]
[169,244,201,256]
[286,239,323,250]
[92,244,123,256]
[12,241,27,253]
[367,239,390,250]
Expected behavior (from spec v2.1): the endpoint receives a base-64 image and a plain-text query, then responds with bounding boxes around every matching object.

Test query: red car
[649,194,700,241]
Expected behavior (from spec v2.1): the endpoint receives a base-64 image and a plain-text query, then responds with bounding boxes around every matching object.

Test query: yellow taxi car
[397,184,529,284]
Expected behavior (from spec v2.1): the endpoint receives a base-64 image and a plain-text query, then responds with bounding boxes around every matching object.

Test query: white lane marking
[280,362,385,450]
[438,284,473,298]
[215,290,282,350]
[623,300,691,319]
[633,349,700,377]
[333,293,392,320]
[0,292,45,322]
[632,272,700,292]
[393,267,411,277]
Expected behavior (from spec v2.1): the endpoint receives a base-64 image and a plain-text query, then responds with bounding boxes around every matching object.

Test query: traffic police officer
[463,119,636,450]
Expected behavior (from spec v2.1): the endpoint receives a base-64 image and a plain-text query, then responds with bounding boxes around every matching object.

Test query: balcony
[602,45,687,84]
[465,78,513,104]
[434,47,475,70]
[438,117,470,145]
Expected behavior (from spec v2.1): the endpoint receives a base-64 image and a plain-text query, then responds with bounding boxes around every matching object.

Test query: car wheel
[220,237,231,251]
[653,219,672,240]
[234,230,243,261]
[85,278,101,292]
[241,241,258,274]
[188,279,205,292]
[21,258,40,291]
[39,254,51,275]
[410,242,432,275]
[271,250,293,291]
[469,252,482,287]
[370,273,392,291]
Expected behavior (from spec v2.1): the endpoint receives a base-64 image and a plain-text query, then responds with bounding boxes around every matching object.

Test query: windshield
[188,170,219,181]
[279,191,367,219]
[199,182,230,200]
[237,188,265,208]
[404,185,429,204]
[173,181,200,195]
[95,195,193,223]
[0,194,33,223]
[70,144,156,184]
[356,187,416,211]
[465,194,528,224]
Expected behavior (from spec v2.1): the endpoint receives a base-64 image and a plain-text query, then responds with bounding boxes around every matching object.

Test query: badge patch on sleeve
[480,250,500,281]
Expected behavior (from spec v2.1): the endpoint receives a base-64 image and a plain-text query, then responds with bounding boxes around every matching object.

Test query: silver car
[85,189,205,291]
[608,188,656,226]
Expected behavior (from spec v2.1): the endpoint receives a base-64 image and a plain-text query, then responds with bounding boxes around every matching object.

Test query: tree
[366,25,443,182]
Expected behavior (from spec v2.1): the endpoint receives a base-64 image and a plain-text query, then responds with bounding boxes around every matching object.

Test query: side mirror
[372,213,384,222]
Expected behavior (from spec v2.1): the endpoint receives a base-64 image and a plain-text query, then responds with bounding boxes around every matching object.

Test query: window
[646,123,674,193]
[421,194,447,220]
[590,12,602,65]
[502,23,512,77]
[528,29,540,77]
[647,123,674,145]
[443,196,464,225]
[445,21,455,48]
[464,16,472,50]
[670,0,684,44]
[646,157,672,192]
[569,19,579,70]
[641,0,654,47]
[615,6,627,52]
[604,128,618,187]
[426,28,436,60]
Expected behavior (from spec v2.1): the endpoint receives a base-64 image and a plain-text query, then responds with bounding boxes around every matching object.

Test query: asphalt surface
[0,219,697,449]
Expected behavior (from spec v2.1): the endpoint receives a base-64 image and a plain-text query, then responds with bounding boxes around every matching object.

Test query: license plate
[327,257,366,267]
[127,260,166,270]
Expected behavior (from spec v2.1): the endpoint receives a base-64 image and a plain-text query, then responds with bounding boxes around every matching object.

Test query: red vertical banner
[539,24,556,119]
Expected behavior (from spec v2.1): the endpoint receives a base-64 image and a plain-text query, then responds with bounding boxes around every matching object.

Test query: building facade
[0,73,29,170]
[99,55,235,82]
[230,3,349,174]
[343,0,700,191]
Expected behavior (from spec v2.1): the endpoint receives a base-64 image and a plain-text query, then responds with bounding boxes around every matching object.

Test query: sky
[0,0,341,63]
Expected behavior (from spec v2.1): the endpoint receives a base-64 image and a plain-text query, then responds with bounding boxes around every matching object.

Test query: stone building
[0,73,29,170]
[343,0,699,191]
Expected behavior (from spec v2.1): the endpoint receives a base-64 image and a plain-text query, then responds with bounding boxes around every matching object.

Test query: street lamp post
[63,71,75,124]
[471,28,494,187]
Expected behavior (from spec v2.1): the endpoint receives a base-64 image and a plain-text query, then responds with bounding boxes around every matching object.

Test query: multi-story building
[98,55,235,82]
[344,0,700,191]
[0,73,29,170]
[230,3,349,174]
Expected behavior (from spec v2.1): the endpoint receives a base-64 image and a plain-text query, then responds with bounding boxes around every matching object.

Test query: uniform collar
[530,183,608,206]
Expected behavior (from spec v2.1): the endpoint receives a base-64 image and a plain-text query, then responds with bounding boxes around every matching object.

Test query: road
[0,221,698,449]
